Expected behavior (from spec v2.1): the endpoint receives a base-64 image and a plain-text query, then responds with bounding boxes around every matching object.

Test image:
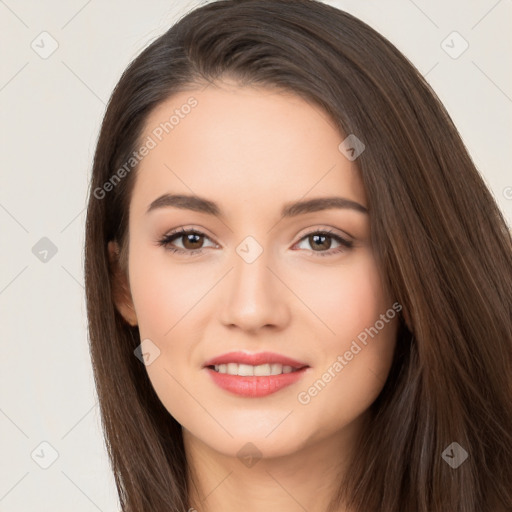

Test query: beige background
[0,0,510,510]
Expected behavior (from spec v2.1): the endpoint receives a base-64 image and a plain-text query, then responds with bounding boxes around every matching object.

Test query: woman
[84,1,512,510]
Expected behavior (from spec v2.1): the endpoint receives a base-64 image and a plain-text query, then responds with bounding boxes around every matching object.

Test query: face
[111,79,399,460]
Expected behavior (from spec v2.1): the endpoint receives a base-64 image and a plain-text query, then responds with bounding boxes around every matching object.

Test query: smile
[203,351,310,397]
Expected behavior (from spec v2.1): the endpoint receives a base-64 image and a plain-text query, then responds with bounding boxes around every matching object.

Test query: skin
[110,79,400,512]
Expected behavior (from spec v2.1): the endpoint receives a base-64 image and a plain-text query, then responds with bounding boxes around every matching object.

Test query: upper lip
[203,351,309,369]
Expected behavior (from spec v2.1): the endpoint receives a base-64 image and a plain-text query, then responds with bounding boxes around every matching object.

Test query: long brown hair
[84,1,512,510]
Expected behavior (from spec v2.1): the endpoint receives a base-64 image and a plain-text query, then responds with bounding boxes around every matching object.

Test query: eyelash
[156,227,354,257]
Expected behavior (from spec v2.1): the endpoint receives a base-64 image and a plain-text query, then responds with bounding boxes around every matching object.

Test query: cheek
[127,246,208,425]
[300,322,397,435]
[293,250,393,345]
[128,245,207,340]
[127,245,213,397]
[327,254,398,380]
[294,253,398,420]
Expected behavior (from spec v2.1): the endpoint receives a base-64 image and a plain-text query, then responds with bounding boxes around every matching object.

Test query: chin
[183,410,315,460]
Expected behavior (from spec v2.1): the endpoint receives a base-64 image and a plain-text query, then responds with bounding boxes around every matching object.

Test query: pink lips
[203,351,310,398]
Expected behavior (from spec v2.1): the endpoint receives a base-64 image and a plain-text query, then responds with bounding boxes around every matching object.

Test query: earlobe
[108,241,138,327]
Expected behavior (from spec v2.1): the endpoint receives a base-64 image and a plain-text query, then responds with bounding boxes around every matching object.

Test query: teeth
[213,363,296,376]
[238,363,254,376]
[227,362,238,375]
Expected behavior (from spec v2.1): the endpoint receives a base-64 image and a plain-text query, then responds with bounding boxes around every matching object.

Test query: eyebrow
[146,193,368,218]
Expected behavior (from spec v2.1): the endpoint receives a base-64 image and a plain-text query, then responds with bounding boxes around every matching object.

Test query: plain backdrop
[0,0,511,510]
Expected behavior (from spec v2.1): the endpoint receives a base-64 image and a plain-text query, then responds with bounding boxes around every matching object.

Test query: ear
[108,240,138,327]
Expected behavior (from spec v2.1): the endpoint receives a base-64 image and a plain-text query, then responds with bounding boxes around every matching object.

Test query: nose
[218,247,291,333]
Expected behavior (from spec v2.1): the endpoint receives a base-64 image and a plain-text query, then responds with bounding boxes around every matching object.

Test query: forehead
[130,81,367,218]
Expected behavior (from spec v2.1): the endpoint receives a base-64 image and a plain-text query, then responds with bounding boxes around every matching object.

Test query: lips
[203,351,308,369]
[203,351,310,397]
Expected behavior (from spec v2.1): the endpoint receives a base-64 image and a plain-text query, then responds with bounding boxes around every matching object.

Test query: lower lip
[205,367,309,397]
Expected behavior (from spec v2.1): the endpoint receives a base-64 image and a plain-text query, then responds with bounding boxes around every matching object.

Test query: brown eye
[157,228,217,255]
[294,230,353,257]
[308,233,332,251]
[181,232,204,250]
